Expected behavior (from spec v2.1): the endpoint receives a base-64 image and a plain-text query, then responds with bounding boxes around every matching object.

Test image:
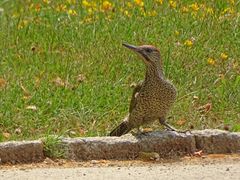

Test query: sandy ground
[0,154,240,180]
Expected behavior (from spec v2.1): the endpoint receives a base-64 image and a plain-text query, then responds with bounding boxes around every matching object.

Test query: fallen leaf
[130,82,137,88]
[52,77,65,87]
[0,78,7,88]
[138,152,160,161]
[20,83,31,96]
[198,103,212,113]
[176,119,186,126]
[26,105,37,111]
[3,132,11,139]
[141,128,153,133]
[224,125,230,131]
[76,74,86,83]
[193,95,199,100]
[193,150,203,157]
[189,124,194,129]
[14,128,22,134]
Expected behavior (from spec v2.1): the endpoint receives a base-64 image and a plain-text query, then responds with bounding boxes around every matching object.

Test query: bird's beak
[122,43,143,55]
[122,43,149,62]
[122,43,140,53]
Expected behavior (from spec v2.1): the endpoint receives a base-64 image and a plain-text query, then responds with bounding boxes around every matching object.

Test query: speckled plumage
[110,43,177,136]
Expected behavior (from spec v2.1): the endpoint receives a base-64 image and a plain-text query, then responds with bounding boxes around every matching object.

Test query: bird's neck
[145,64,164,82]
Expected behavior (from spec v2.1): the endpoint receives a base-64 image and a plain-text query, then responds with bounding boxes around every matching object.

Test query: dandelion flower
[148,10,157,17]
[134,0,144,7]
[102,1,112,11]
[207,58,216,65]
[68,9,77,16]
[124,10,131,17]
[127,2,133,8]
[82,0,91,7]
[175,30,180,36]
[181,6,189,13]
[43,0,51,4]
[184,40,193,47]
[220,53,228,60]
[190,3,199,11]
[56,4,67,12]
[206,7,214,15]
[156,0,163,5]
[169,1,176,9]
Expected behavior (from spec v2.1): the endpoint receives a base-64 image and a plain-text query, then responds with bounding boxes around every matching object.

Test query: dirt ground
[0,154,240,180]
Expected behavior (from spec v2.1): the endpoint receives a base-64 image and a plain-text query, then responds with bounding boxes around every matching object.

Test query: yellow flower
[207,58,216,65]
[228,0,235,5]
[169,0,176,9]
[43,0,50,4]
[184,40,193,47]
[82,0,91,7]
[127,2,132,8]
[223,8,234,14]
[190,3,199,11]
[124,10,131,17]
[56,4,67,12]
[181,6,189,13]
[148,10,157,17]
[134,0,144,7]
[68,9,77,16]
[87,8,93,14]
[102,1,112,11]
[220,53,228,60]
[67,0,76,4]
[206,7,214,14]
[156,0,163,5]
[35,3,41,12]
[175,30,180,36]
[18,20,28,29]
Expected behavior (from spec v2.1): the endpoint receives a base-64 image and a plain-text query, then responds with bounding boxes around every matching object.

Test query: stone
[0,140,44,164]
[61,131,196,160]
[193,129,240,154]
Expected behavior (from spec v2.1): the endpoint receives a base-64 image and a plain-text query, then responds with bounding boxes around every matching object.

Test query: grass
[0,0,239,141]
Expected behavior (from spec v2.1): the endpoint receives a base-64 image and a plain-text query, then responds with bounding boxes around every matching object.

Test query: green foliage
[0,0,239,141]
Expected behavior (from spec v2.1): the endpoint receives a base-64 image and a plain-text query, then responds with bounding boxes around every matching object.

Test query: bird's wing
[129,82,142,113]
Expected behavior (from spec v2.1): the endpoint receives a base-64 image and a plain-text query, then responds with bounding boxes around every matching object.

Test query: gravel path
[1,155,240,180]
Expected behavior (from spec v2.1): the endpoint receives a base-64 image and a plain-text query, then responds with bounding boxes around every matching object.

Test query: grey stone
[61,131,196,160]
[0,140,44,164]
[193,129,240,153]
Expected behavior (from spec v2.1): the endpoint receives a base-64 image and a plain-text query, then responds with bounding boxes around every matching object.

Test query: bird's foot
[133,127,153,136]
[165,128,191,134]
[161,121,190,133]
[141,128,153,133]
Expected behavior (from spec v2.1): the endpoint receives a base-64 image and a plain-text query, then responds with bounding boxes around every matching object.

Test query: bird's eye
[145,48,153,53]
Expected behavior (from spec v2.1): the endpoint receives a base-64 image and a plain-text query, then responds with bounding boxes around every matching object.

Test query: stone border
[0,140,44,164]
[0,129,240,164]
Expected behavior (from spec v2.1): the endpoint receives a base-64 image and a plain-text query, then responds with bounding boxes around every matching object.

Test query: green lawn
[0,0,239,141]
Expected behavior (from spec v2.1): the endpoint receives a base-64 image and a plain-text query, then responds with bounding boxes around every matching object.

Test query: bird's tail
[109,121,132,136]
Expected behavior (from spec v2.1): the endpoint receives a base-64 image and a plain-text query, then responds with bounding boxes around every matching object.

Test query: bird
[110,43,178,136]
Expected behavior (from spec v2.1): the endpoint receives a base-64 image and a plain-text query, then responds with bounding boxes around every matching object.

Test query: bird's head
[122,43,162,68]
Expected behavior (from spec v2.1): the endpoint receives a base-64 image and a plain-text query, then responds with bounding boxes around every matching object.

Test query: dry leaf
[0,78,7,88]
[20,83,31,96]
[193,150,203,157]
[193,95,199,100]
[26,105,37,111]
[176,119,186,126]
[3,132,11,139]
[198,103,212,113]
[130,82,137,88]
[14,128,22,134]
[52,77,65,87]
[138,152,160,161]
[141,128,153,133]
[76,74,86,83]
